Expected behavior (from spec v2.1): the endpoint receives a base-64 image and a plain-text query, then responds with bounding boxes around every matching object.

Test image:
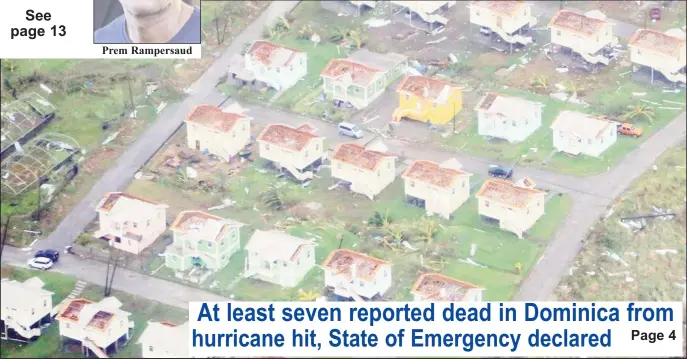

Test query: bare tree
[213,4,232,45]
[104,252,120,297]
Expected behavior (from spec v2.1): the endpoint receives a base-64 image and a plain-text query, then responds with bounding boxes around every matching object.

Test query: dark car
[35,249,60,262]
[650,8,661,20]
[488,166,513,179]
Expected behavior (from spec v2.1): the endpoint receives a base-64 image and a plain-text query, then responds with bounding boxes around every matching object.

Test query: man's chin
[123,2,172,17]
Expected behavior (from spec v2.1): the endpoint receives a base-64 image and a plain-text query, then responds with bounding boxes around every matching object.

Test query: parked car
[650,8,661,20]
[27,257,53,270]
[488,165,513,179]
[618,122,643,137]
[35,249,60,262]
[338,122,364,139]
[479,27,492,36]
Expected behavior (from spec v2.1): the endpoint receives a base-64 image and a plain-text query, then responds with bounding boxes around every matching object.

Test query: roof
[57,298,94,322]
[397,76,459,104]
[471,1,528,17]
[256,123,320,152]
[548,10,608,37]
[244,230,314,262]
[550,110,613,139]
[390,1,451,14]
[96,192,167,214]
[411,273,482,301]
[628,29,686,57]
[321,58,383,87]
[347,49,408,73]
[321,249,390,281]
[170,211,242,243]
[138,321,189,357]
[184,105,249,133]
[402,160,470,188]
[331,143,394,171]
[246,40,304,68]
[475,93,543,122]
[1,278,53,308]
[476,179,545,209]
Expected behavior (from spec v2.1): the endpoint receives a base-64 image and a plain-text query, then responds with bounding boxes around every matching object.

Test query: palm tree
[346,30,364,49]
[297,289,320,301]
[279,17,291,31]
[532,75,548,91]
[331,26,350,42]
[416,217,439,246]
[564,80,584,97]
[623,104,655,124]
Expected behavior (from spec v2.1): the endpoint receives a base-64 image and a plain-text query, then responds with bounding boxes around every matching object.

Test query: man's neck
[123,2,194,43]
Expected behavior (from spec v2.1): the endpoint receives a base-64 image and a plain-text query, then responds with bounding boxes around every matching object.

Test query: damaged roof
[321,58,383,87]
[321,249,390,281]
[402,160,470,188]
[471,1,528,17]
[256,123,320,152]
[548,10,608,37]
[476,179,545,209]
[246,40,305,68]
[331,143,394,171]
[628,28,686,57]
[550,110,613,139]
[411,273,482,301]
[96,192,168,214]
[397,76,459,104]
[475,93,543,121]
[245,230,314,262]
[185,105,249,134]
[170,211,242,243]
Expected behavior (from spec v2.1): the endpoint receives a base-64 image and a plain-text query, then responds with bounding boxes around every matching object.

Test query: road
[5,0,685,305]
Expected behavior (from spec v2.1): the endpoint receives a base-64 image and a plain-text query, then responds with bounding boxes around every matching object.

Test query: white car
[27,257,53,270]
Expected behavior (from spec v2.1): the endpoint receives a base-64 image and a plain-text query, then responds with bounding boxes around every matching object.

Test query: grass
[0,265,187,358]
[555,144,686,301]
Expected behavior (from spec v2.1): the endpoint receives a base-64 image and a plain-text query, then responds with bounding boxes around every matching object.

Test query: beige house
[469,1,537,48]
[57,297,134,357]
[411,273,483,302]
[1,278,54,341]
[244,40,308,91]
[94,192,169,255]
[256,123,326,181]
[321,249,392,301]
[475,92,544,143]
[331,142,397,200]
[184,105,252,161]
[138,321,189,358]
[476,177,546,238]
[402,159,472,219]
[551,110,617,157]
[244,230,316,288]
[548,10,616,65]
[628,28,686,84]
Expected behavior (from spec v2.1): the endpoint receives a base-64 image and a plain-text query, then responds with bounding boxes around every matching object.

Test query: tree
[331,27,350,42]
[416,217,439,246]
[297,289,320,302]
[104,253,120,297]
[623,104,655,124]
[564,80,585,97]
[514,262,523,274]
[532,75,549,91]
[211,3,231,45]
[298,25,313,40]
[346,30,364,49]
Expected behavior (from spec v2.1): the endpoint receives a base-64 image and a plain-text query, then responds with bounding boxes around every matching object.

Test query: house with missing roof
[57,297,134,357]
[628,28,686,84]
[476,177,546,238]
[321,49,408,109]
[256,123,326,182]
[475,92,543,143]
[243,40,307,91]
[184,105,251,161]
[94,192,169,255]
[164,211,242,272]
[392,75,462,125]
[243,230,316,288]
[1,278,54,341]
[402,159,472,219]
[321,249,392,301]
[330,140,397,200]
[411,273,483,302]
[138,321,189,358]
[389,1,456,28]
[548,10,617,65]
[469,1,537,50]
[550,110,616,157]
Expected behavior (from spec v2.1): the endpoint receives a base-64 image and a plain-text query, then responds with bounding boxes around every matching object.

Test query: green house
[164,211,242,271]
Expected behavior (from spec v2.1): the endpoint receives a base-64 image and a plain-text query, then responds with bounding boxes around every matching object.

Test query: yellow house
[476,177,546,238]
[469,1,537,47]
[184,105,251,161]
[548,10,616,65]
[256,123,325,181]
[393,76,462,125]
[402,159,472,219]
[628,28,686,84]
[330,142,396,200]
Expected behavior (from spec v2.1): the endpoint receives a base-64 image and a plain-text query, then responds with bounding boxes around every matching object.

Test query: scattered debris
[459,258,486,268]
[618,70,631,77]
[426,36,447,45]
[663,100,685,105]
[185,167,198,179]
[364,18,391,28]
[208,198,236,211]
[40,84,53,94]
[659,106,682,110]
[101,131,120,145]
[632,92,646,97]
[603,251,629,267]
[555,83,566,91]
[662,89,681,93]
[401,241,418,251]
[640,99,661,106]
[448,53,458,63]
[146,83,159,96]
[555,67,569,73]
[431,26,446,36]
[655,249,678,255]
[550,92,569,101]
[156,102,167,114]
[470,243,477,257]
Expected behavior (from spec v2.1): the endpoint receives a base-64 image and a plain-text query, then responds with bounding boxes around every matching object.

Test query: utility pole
[127,77,135,116]
[0,202,19,261]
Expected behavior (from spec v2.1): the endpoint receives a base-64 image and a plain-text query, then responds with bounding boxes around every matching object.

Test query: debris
[364,18,391,28]
[401,241,417,251]
[618,70,631,77]
[529,148,538,153]
[256,168,268,173]
[586,271,595,276]
[129,110,137,119]
[146,83,159,96]
[431,26,446,36]
[337,12,347,17]
[40,84,53,94]
[555,83,566,91]
[304,202,322,211]
[632,92,646,96]
[362,115,379,124]
[568,266,577,275]
[520,57,529,65]
[603,251,629,267]
[328,181,342,190]
[449,53,458,63]
[244,187,249,194]
[185,167,198,179]
[164,155,182,168]
[156,102,167,114]
[459,258,486,268]
[426,36,447,45]
[659,106,682,110]
[640,99,661,105]
[550,92,569,101]
[663,100,685,105]
[458,35,465,40]
[134,171,143,180]
[470,243,477,257]
[555,67,569,73]
[662,89,681,93]
[208,198,236,211]
[626,277,635,283]
[24,230,41,234]
[101,131,120,145]
[655,249,678,255]
[616,86,622,93]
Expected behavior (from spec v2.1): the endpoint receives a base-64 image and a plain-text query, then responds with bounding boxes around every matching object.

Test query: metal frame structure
[1,92,56,153]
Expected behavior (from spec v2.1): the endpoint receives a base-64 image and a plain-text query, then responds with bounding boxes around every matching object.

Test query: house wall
[412,289,482,302]
[165,226,240,271]
[477,107,541,143]
[141,343,181,358]
[477,194,545,237]
[331,157,396,198]
[324,65,402,109]
[1,294,52,328]
[85,315,129,349]
[245,246,315,288]
[470,6,532,34]
[324,264,392,299]
[404,175,470,219]
[397,88,462,125]
[100,207,167,255]
[59,320,84,341]
[185,118,251,160]
[245,52,308,91]
[551,24,613,54]
[630,45,687,74]
[258,137,324,171]
[552,125,616,157]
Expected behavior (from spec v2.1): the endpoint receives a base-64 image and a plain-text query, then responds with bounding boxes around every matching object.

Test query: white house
[244,40,307,91]
[402,159,472,219]
[321,249,392,301]
[390,1,456,27]
[138,321,189,358]
[469,1,537,48]
[243,230,316,288]
[476,177,547,238]
[410,273,483,302]
[475,92,543,143]
[184,104,252,161]
[256,123,326,182]
[628,28,687,84]
[548,10,616,65]
[1,278,54,341]
[550,110,616,157]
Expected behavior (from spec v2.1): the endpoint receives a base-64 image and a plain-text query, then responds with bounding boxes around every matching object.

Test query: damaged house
[389,1,456,29]
[548,9,617,66]
[550,110,617,157]
[628,28,686,84]
[242,40,307,91]
[256,123,326,182]
[469,1,538,52]
[138,321,189,358]
[321,249,392,301]
[475,92,543,143]
[243,230,316,288]
[411,273,483,302]
[330,140,397,200]
[476,177,546,239]
[402,158,472,219]
[184,105,252,161]
[393,75,463,125]
[1,277,54,342]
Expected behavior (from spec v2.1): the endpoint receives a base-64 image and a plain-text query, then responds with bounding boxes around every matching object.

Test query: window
[556,30,561,36]
[359,280,364,287]
[307,250,311,258]
[242,124,247,131]
[384,270,388,278]
[300,58,304,65]
[525,119,529,125]
[462,180,466,188]
[526,208,531,214]
[222,254,226,260]
[476,10,480,16]
[587,138,592,144]
[44,299,47,307]
[233,132,236,138]
[149,346,154,352]
[133,222,138,229]
[377,171,380,177]
[537,201,541,207]
[276,67,280,73]
[559,131,564,137]
[511,121,516,127]
[305,150,309,157]
[387,162,391,169]
[297,258,300,265]
[410,181,415,187]
[108,328,112,335]
[65,323,70,329]
[637,49,642,55]
[32,308,35,315]
[172,256,177,262]
[220,239,225,246]
[316,144,319,150]
[337,163,342,169]
[289,65,293,71]
[596,36,599,42]
[208,242,213,248]
[485,201,490,207]
[115,222,120,230]
[146,219,150,227]
[433,103,437,108]
[452,188,456,194]
[283,261,287,267]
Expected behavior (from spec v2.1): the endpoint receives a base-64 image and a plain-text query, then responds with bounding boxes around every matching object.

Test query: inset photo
[93,0,201,44]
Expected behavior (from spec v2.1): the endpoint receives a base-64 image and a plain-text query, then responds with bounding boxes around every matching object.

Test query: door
[195,140,200,150]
